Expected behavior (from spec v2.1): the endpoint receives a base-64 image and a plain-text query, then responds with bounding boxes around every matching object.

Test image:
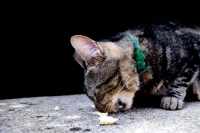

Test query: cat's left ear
[70,35,105,66]
[73,51,86,68]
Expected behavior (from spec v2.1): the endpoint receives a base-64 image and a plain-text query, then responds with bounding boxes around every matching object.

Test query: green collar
[125,31,147,73]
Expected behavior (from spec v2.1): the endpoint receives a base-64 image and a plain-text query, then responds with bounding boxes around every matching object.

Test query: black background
[1,1,200,99]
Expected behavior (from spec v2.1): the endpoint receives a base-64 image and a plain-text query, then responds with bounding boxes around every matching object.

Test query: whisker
[115,73,121,80]
[139,66,151,76]
[104,78,124,109]
[105,73,137,111]
[110,75,123,101]
[111,78,135,103]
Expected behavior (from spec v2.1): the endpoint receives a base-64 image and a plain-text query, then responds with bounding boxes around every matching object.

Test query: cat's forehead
[99,42,122,59]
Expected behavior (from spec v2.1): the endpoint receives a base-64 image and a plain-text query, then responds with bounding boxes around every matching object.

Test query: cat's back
[135,17,199,42]
[130,18,200,85]
[133,18,200,57]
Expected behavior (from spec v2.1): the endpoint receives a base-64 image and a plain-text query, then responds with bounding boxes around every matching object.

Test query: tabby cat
[70,18,200,113]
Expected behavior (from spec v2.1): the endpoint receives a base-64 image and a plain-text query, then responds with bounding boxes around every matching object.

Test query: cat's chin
[112,96,134,113]
[102,91,135,113]
[94,91,134,113]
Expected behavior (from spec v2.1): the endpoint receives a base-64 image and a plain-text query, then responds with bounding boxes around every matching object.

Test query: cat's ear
[73,51,86,68]
[70,35,105,66]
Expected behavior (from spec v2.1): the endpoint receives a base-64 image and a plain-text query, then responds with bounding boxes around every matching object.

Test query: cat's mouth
[94,99,129,113]
[93,91,135,113]
[114,99,127,112]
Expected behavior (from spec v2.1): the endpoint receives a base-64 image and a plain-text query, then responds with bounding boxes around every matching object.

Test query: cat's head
[70,35,139,112]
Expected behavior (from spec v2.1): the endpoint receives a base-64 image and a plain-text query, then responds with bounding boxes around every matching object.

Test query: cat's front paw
[160,97,184,110]
[192,79,200,100]
[194,88,200,100]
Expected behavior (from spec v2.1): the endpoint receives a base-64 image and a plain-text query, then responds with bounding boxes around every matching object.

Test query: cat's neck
[124,32,147,74]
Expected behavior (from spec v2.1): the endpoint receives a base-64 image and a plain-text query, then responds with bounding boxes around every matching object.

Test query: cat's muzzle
[113,99,127,112]
[94,99,127,113]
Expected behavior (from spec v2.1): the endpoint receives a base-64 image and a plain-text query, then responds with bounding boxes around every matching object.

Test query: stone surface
[0,94,199,133]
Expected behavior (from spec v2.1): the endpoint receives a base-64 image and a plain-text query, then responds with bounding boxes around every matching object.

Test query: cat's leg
[160,65,198,110]
[192,68,200,100]
[160,85,186,110]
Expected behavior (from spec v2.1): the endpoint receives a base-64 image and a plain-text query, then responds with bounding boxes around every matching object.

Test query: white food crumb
[94,112,118,125]
[91,111,118,125]
[99,115,118,125]
[55,106,59,111]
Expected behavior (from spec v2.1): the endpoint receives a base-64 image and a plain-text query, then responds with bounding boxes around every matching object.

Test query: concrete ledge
[0,94,199,133]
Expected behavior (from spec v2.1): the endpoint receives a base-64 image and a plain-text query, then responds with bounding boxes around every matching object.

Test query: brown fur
[70,18,200,112]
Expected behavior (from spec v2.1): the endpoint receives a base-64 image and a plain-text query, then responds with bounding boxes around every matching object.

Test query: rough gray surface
[0,94,199,133]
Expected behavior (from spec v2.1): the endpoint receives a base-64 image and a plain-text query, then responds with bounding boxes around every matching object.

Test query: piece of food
[91,111,118,125]
[54,106,59,111]
[99,115,118,125]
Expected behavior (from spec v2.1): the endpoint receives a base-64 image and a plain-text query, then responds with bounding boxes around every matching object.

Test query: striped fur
[70,18,200,112]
